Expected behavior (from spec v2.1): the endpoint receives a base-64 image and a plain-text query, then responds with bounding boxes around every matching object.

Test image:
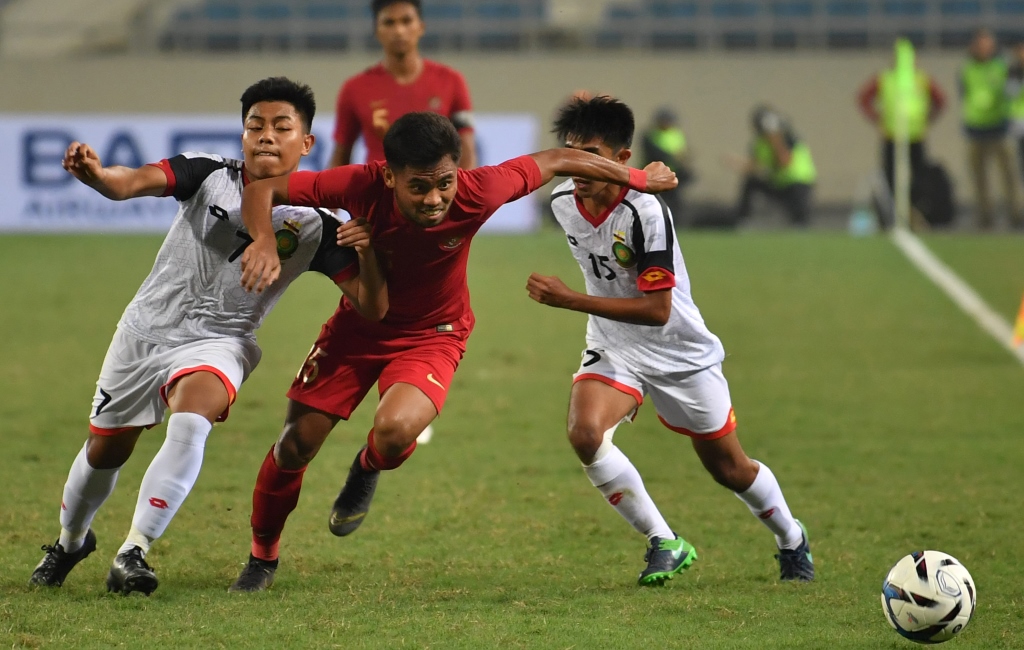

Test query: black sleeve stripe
[166,155,228,202]
[624,197,675,275]
[655,194,675,250]
[308,211,358,279]
[550,189,574,204]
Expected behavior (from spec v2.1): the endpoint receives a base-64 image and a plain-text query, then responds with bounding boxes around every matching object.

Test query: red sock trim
[251,537,280,562]
[361,429,417,471]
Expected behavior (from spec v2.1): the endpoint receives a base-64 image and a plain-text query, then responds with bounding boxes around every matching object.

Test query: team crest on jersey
[611,231,636,268]
[275,219,301,260]
[439,235,464,251]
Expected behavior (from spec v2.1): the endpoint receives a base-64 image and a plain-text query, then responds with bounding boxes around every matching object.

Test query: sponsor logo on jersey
[641,269,667,283]
[436,323,454,332]
[429,96,442,110]
[275,219,301,260]
[439,235,465,251]
[612,236,636,269]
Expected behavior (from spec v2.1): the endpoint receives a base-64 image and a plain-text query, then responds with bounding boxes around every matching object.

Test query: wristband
[627,167,647,192]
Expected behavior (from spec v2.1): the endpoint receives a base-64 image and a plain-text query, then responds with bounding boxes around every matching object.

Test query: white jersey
[550,179,725,374]
[118,153,357,346]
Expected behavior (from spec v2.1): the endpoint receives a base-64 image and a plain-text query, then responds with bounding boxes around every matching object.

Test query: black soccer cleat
[776,520,815,582]
[328,446,380,537]
[29,529,97,587]
[106,546,159,596]
[228,555,278,593]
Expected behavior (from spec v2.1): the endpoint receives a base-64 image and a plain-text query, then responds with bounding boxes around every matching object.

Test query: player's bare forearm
[529,149,677,193]
[458,131,477,169]
[526,273,671,326]
[63,141,166,200]
[351,248,389,321]
[239,175,291,293]
[86,166,162,200]
[329,143,353,168]
[241,176,291,243]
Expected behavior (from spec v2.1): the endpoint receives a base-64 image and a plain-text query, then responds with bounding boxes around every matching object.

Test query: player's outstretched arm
[62,142,167,200]
[335,218,389,321]
[526,273,672,326]
[239,174,291,293]
[528,149,677,194]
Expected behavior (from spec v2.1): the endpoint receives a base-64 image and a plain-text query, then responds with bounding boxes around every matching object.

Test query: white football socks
[58,442,120,553]
[118,412,211,557]
[583,443,674,542]
[735,461,803,550]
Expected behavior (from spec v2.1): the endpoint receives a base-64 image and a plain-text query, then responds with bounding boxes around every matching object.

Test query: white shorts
[573,347,736,439]
[88,328,261,434]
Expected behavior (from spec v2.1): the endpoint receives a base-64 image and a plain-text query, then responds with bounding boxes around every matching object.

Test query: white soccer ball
[881,550,976,644]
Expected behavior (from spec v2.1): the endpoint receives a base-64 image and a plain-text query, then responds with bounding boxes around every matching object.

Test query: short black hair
[372,0,421,20]
[383,112,462,170]
[240,77,316,132]
[553,95,635,151]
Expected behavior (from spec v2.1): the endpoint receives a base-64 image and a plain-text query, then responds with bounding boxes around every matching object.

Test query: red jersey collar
[241,165,251,187]
[575,185,629,228]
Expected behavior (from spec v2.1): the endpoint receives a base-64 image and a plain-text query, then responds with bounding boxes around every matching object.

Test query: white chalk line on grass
[890,228,1024,366]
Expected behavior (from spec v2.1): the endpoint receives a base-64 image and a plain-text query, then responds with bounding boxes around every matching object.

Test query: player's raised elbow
[359,296,389,322]
[647,308,671,327]
[643,291,672,326]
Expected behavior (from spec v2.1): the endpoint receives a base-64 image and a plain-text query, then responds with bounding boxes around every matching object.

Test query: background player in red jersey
[228,111,677,591]
[328,0,476,170]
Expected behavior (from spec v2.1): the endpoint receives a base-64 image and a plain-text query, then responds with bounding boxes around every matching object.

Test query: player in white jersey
[29,78,388,595]
[529,96,814,585]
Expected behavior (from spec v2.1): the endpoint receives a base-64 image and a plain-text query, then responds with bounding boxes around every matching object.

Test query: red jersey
[333,60,474,164]
[287,156,542,334]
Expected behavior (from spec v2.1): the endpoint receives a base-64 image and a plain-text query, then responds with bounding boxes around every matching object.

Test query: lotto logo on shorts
[149,497,169,509]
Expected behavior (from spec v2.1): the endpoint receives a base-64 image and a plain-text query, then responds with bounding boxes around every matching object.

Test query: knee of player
[372,414,422,451]
[275,427,320,469]
[566,420,604,460]
[706,457,757,491]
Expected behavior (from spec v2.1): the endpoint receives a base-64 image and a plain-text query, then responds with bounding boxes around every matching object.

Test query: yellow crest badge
[611,230,636,268]
[275,219,301,261]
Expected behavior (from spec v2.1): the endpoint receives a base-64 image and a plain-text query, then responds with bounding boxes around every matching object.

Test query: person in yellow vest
[729,105,816,226]
[641,107,693,222]
[960,28,1022,229]
[1007,40,1024,201]
[857,51,946,203]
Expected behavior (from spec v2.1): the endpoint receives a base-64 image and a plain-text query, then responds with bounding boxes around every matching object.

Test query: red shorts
[286,310,470,420]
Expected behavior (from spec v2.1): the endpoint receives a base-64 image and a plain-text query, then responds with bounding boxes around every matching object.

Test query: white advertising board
[0,113,539,233]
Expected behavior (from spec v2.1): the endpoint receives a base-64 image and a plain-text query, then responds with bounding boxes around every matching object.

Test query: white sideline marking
[890,228,1024,366]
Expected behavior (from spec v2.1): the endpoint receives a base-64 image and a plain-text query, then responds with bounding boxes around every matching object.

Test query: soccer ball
[881,551,976,644]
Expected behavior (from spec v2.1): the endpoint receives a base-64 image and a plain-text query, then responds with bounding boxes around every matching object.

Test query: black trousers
[737,176,813,225]
[882,140,927,193]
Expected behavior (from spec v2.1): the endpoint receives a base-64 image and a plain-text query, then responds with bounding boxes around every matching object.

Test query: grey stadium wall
[1,51,974,205]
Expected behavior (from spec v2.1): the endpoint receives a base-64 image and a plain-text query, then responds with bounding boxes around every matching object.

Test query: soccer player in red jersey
[228,111,677,591]
[328,0,476,169]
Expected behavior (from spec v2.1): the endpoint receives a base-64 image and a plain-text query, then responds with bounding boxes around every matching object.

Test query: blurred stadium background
[3,2,1024,648]
[4,0,1024,227]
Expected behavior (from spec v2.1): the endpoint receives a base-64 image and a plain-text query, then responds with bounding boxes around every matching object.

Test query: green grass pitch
[1,232,1022,649]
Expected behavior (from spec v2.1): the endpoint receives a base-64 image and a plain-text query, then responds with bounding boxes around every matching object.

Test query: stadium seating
[6,0,1022,55]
